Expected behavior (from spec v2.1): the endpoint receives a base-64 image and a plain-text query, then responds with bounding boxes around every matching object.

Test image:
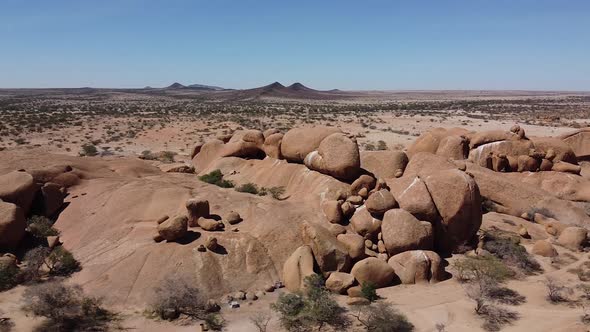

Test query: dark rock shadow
[208,214,222,221]
[175,231,201,245]
[210,244,228,255]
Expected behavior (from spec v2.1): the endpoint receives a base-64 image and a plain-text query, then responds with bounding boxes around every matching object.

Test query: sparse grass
[198,169,234,188]
[236,183,259,195]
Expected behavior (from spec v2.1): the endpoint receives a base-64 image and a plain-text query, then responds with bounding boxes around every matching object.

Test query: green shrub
[361,282,379,302]
[483,233,542,274]
[0,264,19,291]
[352,302,414,332]
[453,256,513,283]
[80,143,98,157]
[45,247,80,277]
[235,183,259,195]
[27,215,59,238]
[269,186,286,200]
[198,170,234,188]
[271,274,349,331]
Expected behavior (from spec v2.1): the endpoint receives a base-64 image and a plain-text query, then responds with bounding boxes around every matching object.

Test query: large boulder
[304,133,361,180]
[402,152,457,177]
[530,137,578,164]
[381,209,434,255]
[0,201,26,249]
[262,133,284,159]
[468,130,516,149]
[557,227,587,251]
[192,139,225,173]
[388,250,445,284]
[337,233,366,260]
[365,189,397,215]
[360,151,408,179]
[302,222,351,273]
[531,240,558,257]
[560,127,590,161]
[281,126,342,163]
[186,199,210,227]
[157,215,188,242]
[350,257,397,288]
[325,272,355,294]
[350,206,382,238]
[221,129,266,159]
[423,169,482,252]
[388,176,438,223]
[407,128,469,158]
[436,135,469,160]
[0,171,37,214]
[283,245,316,292]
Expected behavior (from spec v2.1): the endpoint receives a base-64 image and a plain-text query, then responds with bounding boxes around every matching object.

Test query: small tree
[22,281,113,331]
[44,246,80,276]
[361,282,379,302]
[152,277,204,319]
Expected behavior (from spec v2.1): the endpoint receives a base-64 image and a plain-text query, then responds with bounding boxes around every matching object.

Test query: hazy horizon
[1,0,589,90]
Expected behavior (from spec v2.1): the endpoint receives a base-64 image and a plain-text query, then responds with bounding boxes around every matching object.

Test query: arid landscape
[1,84,590,331]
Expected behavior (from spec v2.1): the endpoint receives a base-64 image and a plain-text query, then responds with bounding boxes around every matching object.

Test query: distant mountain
[218,82,343,100]
[167,82,186,89]
[187,83,225,91]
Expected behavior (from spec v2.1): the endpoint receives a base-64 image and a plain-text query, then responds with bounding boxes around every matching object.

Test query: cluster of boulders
[284,156,481,297]
[153,198,242,250]
[0,166,75,250]
[530,212,589,257]
[187,124,589,300]
[192,126,362,180]
[408,125,582,174]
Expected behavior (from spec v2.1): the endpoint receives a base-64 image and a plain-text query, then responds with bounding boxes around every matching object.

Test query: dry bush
[250,311,271,332]
[271,274,349,331]
[151,276,223,329]
[482,233,541,275]
[22,281,114,332]
[545,277,573,303]
[351,302,414,332]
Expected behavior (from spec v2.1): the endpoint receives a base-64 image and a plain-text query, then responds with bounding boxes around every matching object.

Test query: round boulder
[365,189,397,215]
[281,126,342,163]
[350,206,382,237]
[531,240,558,257]
[337,233,366,260]
[157,215,188,242]
[423,169,482,252]
[350,257,397,288]
[304,133,361,181]
[381,209,434,256]
[388,250,445,284]
[557,227,587,251]
[0,171,37,214]
[325,272,355,294]
[186,199,210,227]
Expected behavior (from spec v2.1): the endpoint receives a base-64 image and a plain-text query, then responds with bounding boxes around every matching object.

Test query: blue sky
[1,0,589,90]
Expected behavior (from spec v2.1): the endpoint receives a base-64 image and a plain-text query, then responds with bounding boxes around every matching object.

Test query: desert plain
[1,83,590,331]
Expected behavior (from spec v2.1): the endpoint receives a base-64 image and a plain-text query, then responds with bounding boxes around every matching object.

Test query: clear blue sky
[1,0,589,90]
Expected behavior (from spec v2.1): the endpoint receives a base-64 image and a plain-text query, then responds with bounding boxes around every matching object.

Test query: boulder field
[0,125,588,307]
